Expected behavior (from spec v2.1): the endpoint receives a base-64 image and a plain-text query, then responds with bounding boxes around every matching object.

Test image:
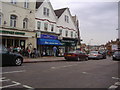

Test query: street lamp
[88,39,93,53]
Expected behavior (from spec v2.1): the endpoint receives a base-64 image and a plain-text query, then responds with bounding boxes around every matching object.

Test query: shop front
[60,37,78,53]
[0,29,36,50]
[37,34,62,56]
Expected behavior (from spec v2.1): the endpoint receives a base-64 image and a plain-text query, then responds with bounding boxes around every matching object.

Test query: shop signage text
[41,34,58,39]
[0,30,25,35]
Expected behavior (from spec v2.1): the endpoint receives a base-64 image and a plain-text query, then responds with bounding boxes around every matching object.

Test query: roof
[36,0,44,9]
[54,8,67,18]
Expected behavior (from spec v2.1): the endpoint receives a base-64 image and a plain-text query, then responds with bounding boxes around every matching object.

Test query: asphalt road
[1,57,120,89]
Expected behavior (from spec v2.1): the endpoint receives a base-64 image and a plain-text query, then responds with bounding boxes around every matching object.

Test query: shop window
[11,0,17,4]
[37,21,41,30]
[24,0,29,8]
[44,23,48,31]
[7,39,13,48]
[2,38,6,46]
[23,18,28,29]
[15,39,19,47]
[43,7,49,16]
[10,15,17,27]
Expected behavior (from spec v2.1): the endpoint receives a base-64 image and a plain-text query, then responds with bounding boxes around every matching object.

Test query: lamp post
[88,39,93,53]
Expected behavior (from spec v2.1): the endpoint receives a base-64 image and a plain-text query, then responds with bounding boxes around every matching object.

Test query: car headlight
[113,55,115,57]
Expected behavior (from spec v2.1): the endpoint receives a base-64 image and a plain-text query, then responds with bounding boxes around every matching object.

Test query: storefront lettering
[0,30,25,35]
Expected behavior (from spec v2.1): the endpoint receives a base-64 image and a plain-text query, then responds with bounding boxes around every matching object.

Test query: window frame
[71,31,73,38]
[65,30,68,37]
[10,15,17,27]
[23,18,28,29]
[51,24,54,32]
[24,0,29,8]
[44,23,48,31]
[0,14,2,25]
[37,21,41,30]
[43,7,49,16]
[11,0,17,4]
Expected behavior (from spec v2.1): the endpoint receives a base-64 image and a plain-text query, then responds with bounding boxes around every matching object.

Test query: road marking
[0,79,10,82]
[0,70,26,74]
[51,64,78,70]
[108,85,118,90]
[82,72,89,74]
[0,81,21,89]
[112,77,120,80]
[23,85,34,89]
[115,82,120,86]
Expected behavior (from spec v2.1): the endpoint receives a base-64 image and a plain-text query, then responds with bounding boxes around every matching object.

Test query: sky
[50,0,118,45]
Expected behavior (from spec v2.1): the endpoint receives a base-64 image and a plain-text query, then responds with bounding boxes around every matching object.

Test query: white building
[0,0,36,50]
[54,8,78,52]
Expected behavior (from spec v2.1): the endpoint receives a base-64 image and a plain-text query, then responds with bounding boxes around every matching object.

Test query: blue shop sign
[41,34,58,39]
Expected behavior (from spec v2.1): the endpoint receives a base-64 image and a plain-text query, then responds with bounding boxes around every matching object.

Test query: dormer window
[65,15,69,23]
[43,7,49,16]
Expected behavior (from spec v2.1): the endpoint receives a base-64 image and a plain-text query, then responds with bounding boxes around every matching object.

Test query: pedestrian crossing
[0,77,34,89]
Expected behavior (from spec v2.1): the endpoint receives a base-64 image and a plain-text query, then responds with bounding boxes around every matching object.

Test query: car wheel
[15,57,23,66]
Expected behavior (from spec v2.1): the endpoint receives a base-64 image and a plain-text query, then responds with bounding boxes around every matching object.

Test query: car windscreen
[114,51,120,55]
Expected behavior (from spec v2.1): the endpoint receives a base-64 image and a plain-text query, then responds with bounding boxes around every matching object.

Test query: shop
[60,37,78,53]
[37,34,62,56]
[0,29,36,50]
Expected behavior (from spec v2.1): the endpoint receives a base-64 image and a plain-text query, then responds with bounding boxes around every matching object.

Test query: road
[1,57,120,89]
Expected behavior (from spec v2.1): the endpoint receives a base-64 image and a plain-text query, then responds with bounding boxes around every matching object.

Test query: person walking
[53,46,57,56]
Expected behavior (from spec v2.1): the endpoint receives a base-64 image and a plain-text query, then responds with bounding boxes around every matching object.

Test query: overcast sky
[50,0,118,45]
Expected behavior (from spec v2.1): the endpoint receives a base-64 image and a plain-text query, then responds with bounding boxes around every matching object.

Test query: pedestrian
[53,46,57,56]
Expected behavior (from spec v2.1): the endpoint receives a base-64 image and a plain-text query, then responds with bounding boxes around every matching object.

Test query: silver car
[88,51,103,60]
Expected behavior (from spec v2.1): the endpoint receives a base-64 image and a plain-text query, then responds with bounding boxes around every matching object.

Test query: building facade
[0,1,36,50]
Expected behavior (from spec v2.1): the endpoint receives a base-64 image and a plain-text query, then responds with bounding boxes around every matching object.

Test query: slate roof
[36,0,44,9]
[54,8,67,18]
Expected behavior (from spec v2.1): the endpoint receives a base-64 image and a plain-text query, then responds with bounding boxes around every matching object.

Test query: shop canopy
[37,38,62,45]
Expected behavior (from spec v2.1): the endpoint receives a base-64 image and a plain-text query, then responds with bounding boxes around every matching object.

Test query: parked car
[112,51,120,60]
[88,51,103,60]
[0,45,23,66]
[64,50,88,61]
[99,50,107,59]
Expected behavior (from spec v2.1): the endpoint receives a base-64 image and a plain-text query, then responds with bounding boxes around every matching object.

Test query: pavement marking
[0,79,10,82]
[115,82,120,86]
[51,64,78,70]
[0,70,26,74]
[23,85,34,89]
[82,72,89,74]
[0,81,21,89]
[112,77,120,80]
[108,85,118,90]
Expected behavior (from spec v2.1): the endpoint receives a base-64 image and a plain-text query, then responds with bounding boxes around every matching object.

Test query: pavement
[23,56,65,63]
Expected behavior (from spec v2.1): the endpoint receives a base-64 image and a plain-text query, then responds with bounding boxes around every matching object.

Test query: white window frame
[43,7,49,16]
[11,0,17,4]
[23,18,28,29]
[37,21,41,30]
[65,15,69,23]
[24,0,29,8]
[59,29,62,36]
[51,24,54,31]
[71,31,73,38]
[65,30,68,37]
[10,15,17,27]
[44,23,48,31]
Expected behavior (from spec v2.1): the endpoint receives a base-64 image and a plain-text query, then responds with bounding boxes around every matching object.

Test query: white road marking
[23,85,34,89]
[82,72,88,74]
[0,81,21,89]
[0,79,10,82]
[108,85,118,90]
[51,64,78,69]
[0,70,26,74]
[112,77,120,80]
[115,82,120,86]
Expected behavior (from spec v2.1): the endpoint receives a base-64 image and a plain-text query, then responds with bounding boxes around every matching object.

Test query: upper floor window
[24,0,29,8]
[23,18,28,29]
[37,21,41,30]
[59,29,62,36]
[71,31,73,38]
[0,14,2,25]
[65,15,69,23]
[43,7,49,16]
[10,15,17,27]
[11,0,17,4]
[65,30,68,37]
[51,24,54,31]
[44,23,48,31]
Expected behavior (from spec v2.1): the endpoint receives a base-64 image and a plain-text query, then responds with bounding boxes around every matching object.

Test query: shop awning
[37,38,62,45]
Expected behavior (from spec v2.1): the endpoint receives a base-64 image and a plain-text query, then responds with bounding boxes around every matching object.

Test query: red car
[64,50,88,61]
